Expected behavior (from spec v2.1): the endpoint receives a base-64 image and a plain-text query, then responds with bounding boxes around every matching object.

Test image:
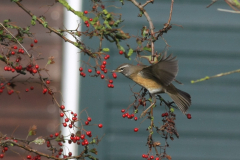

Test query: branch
[14,1,95,58]
[129,0,155,61]
[191,69,240,84]
[217,8,240,13]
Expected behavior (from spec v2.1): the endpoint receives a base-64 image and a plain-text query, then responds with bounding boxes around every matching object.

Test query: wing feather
[141,54,178,86]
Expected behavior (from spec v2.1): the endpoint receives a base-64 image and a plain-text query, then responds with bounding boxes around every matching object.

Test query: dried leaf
[153,141,161,146]
[89,148,98,155]
[166,155,172,160]
[28,125,37,136]
[47,56,55,64]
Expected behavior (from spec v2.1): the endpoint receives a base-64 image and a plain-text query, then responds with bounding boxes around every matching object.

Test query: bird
[112,54,191,116]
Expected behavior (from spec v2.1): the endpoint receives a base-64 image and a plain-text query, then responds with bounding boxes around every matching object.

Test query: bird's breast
[129,73,165,94]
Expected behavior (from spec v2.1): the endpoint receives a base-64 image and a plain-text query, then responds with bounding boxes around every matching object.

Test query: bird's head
[112,63,134,77]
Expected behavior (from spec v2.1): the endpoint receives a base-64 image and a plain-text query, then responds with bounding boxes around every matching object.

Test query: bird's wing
[141,54,178,86]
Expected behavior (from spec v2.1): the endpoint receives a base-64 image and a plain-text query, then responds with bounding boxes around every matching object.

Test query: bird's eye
[119,67,124,71]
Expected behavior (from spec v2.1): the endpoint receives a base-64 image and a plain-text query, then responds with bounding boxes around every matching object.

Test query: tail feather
[167,89,191,114]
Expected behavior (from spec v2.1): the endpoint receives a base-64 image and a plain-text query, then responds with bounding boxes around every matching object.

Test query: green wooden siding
[80,0,240,159]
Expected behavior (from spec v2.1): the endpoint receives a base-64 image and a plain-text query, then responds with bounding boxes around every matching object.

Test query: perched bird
[112,54,191,114]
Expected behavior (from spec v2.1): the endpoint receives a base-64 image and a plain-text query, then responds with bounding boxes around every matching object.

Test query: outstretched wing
[141,54,178,86]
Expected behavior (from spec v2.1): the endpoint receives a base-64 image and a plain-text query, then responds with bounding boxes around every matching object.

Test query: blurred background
[1,0,240,160]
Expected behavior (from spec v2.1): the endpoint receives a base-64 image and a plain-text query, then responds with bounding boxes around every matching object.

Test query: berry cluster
[142,154,159,160]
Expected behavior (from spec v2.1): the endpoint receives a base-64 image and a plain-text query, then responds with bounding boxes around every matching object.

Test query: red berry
[74,113,77,117]
[86,23,90,27]
[134,128,139,132]
[80,134,85,139]
[58,142,63,146]
[35,65,39,69]
[87,117,92,122]
[84,10,88,14]
[13,45,17,49]
[150,156,154,159]
[30,43,34,47]
[155,157,160,160]
[121,109,125,113]
[142,154,146,158]
[104,69,108,73]
[3,147,8,151]
[88,69,92,73]
[122,114,126,118]
[109,79,113,83]
[63,123,67,127]
[102,61,107,65]
[101,67,104,71]
[101,64,105,68]
[27,155,31,159]
[30,86,34,90]
[110,84,114,88]
[108,84,111,88]
[89,18,93,21]
[7,67,11,71]
[34,39,38,43]
[112,73,117,78]
[69,124,73,128]
[86,131,91,136]
[50,134,53,138]
[4,66,8,71]
[165,112,168,116]
[65,118,69,122]
[187,113,192,119]
[98,124,103,128]
[85,20,88,24]
[16,59,19,62]
[68,152,72,156]
[119,50,124,55]
[96,70,100,74]
[43,88,47,94]
[60,113,64,117]
[60,105,65,110]
[85,121,89,125]
[161,113,165,117]
[32,69,37,73]
[11,51,15,55]
[100,75,105,79]
[79,67,83,72]
[11,68,15,72]
[25,88,29,92]
[134,117,138,121]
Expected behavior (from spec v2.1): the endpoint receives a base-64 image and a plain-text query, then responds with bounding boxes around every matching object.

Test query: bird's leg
[140,95,156,118]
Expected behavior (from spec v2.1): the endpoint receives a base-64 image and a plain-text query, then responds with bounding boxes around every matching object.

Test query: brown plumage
[112,54,191,114]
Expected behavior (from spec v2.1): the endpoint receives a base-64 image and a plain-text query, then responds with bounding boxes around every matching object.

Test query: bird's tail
[167,89,191,114]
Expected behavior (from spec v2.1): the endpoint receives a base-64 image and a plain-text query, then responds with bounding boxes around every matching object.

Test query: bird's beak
[111,70,116,73]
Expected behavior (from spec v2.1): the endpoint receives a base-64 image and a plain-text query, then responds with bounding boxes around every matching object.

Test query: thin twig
[0,23,32,58]
[191,69,240,84]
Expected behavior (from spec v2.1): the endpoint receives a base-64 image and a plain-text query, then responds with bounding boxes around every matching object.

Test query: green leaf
[118,46,125,52]
[32,15,37,21]
[102,48,110,52]
[143,46,151,52]
[31,20,36,26]
[170,108,174,113]
[102,9,108,15]
[127,48,133,57]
